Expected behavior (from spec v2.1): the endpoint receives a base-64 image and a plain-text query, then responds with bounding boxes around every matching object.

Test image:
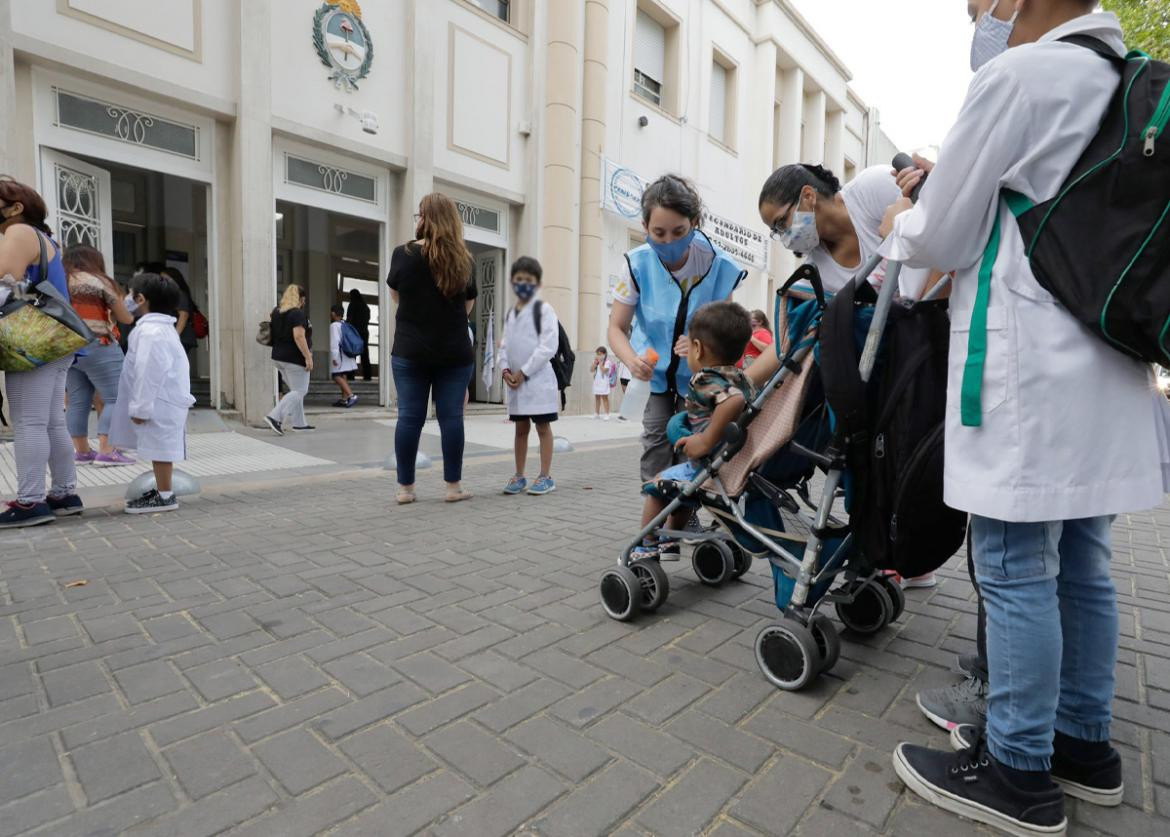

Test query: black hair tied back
[758,162,842,209]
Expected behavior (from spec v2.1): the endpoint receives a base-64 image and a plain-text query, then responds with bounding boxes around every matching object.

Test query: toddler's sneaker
[125,490,178,515]
[94,450,135,467]
[0,501,55,528]
[344,394,359,408]
[631,538,659,560]
[47,494,84,517]
[528,476,556,495]
[503,475,528,495]
[902,572,938,589]
[657,539,681,562]
[74,450,97,465]
[602,414,610,421]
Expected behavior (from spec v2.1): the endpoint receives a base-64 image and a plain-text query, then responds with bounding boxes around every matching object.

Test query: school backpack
[339,321,364,358]
[607,359,618,388]
[533,300,575,409]
[995,37,1170,369]
[819,278,968,578]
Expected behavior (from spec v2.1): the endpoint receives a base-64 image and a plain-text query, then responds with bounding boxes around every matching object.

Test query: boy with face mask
[879,2,1162,834]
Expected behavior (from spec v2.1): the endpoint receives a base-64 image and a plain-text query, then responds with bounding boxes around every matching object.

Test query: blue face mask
[513,282,537,302]
[646,229,696,264]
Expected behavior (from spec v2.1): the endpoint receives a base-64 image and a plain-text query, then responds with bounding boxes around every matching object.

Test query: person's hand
[673,334,690,358]
[332,359,339,369]
[880,197,914,239]
[675,435,707,459]
[131,417,147,425]
[893,153,935,200]
[304,356,314,373]
[629,356,653,381]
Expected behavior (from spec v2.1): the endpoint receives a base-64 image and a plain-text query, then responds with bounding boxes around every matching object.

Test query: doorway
[39,148,215,406]
[468,242,504,404]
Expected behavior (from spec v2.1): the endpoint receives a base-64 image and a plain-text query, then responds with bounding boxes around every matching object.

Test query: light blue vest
[627,231,747,395]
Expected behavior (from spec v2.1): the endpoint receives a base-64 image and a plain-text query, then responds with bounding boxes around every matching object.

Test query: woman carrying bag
[0,177,89,527]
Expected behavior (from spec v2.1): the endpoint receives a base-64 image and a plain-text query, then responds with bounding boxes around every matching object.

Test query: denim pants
[6,356,76,503]
[66,341,125,438]
[270,361,310,428]
[972,515,1118,771]
[391,357,472,485]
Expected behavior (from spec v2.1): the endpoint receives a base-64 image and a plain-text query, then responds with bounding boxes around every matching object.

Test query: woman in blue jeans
[387,192,476,505]
[63,246,135,466]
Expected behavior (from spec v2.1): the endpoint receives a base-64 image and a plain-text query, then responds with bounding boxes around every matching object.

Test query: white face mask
[970,0,1020,72]
[777,211,820,255]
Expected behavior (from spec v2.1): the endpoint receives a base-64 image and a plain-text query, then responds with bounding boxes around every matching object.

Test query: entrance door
[472,248,504,403]
[40,149,114,267]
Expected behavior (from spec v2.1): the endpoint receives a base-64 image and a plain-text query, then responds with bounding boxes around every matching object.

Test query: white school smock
[499,297,560,416]
[330,321,358,375]
[109,313,196,462]
[592,359,613,396]
[879,12,1167,523]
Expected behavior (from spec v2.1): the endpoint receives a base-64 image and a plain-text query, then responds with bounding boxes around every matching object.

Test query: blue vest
[627,232,746,395]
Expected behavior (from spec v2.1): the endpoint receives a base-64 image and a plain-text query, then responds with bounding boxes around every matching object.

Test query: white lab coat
[330,321,358,375]
[880,12,1166,522]
[109,313,196,462]
[499,297,560,416]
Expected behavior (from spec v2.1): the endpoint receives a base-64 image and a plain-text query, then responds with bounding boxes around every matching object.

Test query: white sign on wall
[600,157,769,272]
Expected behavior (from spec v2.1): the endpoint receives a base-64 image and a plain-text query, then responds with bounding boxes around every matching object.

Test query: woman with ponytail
[0,177,82,527]
[387,192,477,505]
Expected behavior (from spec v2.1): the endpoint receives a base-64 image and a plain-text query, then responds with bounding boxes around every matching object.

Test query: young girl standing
[499,257,559,496]
[109,272,196,514]
[591,347,614,420]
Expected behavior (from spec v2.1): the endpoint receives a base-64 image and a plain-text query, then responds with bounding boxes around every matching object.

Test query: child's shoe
[344,394,359,408]
[657,538,681,561]
[125,489,178,515]
[47,494,84,517]
[0,501,55,528]
[630,538,660,560]
[527,476,556,495]
[503,475,528,495]
[602,414,610,421]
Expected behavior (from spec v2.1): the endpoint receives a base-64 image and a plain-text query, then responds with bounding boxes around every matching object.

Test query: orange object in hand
[643,348,660,365]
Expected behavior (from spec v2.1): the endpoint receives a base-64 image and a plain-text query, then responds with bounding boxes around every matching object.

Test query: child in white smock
[109,272,195,514]
[591,347,614,420]
[499,256,559,496]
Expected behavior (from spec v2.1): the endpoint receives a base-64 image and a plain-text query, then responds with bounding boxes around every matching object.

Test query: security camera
[359,111,379,135]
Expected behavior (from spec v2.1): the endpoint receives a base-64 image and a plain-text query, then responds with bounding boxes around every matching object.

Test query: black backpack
[820,279,968,578]
[1003,36,1170,364]
[533,300,576,409]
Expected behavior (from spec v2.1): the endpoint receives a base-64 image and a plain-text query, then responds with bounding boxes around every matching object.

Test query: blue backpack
[339,321,364,358]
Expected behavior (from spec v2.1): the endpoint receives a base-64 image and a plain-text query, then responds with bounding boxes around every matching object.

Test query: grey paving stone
[313,680,429,740]
[549,677,643,729]
[424,720,526,786]
[135,774,278,837]
[521,647,607,688]
[822,747,902,830]
[473,678,572,733]
[40,661,111,707]
[0,785,76,837]
[624,672,711,725]
[664,710,773,772]
[162,730,255,800]
[433,764,565,837]
[151,691,277,748]
[393,651,473,694]
[22,616,78,645]
[79,613,142,643]
[61,692,199,751]
[505,716,612,783]
[69,730,162,804]
[0,662,36,702]
[44,781,176,837]
[114,660,185,705]
[339,722,438,793]
[533,760,661,837]
[230,776,378,837]
[0,735,64,804]
[252,728,347,794]
[233,687,348,744]
[182,658,258,702]
[399,682,500,736]
[743,706,856,768]
[730,754,833,834]
[340,771,476,837]
[587,711,694,778]
[253,654,330,700]
[321,651,401,697]
[636,757,746,835]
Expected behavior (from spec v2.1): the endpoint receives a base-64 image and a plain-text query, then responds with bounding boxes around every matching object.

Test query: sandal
[396,486,416,505]
[445,485,472,503]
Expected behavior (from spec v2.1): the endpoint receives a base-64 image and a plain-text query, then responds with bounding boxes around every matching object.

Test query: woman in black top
[388,192,477,504]
[345,287,372,381]
[264,284,314,435]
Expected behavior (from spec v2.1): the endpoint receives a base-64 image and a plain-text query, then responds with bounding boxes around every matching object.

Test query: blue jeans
[972,515,1118,772]
[391,357,473,485]
[66,341,125,438]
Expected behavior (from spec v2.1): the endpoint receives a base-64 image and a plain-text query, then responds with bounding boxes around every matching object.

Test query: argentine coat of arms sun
[313,1,373,91]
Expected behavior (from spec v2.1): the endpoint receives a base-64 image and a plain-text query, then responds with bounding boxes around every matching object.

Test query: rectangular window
[710,62,727,144]
[468,0,509,22]
[633,9,666,108]
[55,89,198,160]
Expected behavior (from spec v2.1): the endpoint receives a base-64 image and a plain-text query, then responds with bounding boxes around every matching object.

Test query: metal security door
[473,249,504,403]
[39,149,114,269]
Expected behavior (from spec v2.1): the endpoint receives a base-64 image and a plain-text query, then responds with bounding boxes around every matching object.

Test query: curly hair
[416,193,473,299]
[278,283,305,313]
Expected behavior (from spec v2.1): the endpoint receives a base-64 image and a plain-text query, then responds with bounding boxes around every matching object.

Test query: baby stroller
[598,256,966,691]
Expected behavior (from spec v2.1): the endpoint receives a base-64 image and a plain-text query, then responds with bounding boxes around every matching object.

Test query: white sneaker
[602,414,610,421]
[902,573,938,589]
[592,414,600,420]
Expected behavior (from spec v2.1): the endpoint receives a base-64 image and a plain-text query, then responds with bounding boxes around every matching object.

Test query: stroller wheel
[809,613,840,674]
[875,573,906,622]
[755,620,822,691]
[600,566,643,622]
[835,579,894,636]
[729,543,751,579]
[629,559,670,613]
[692,541,734,587]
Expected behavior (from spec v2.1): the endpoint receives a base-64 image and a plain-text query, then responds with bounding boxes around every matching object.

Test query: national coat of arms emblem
[312,1,373,91]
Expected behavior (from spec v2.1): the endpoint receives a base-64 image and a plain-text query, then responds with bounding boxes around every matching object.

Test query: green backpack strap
[959,189,1035,427]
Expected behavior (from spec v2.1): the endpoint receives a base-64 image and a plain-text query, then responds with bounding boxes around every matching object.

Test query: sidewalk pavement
[0,442,1166,836]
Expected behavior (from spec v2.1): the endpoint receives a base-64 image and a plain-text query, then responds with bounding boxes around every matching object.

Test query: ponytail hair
[0,176,53,237]
[641,173,704,226]
[758,163,841,210]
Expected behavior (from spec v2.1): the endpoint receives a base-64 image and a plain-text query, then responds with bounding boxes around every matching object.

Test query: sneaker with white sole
[93,450,135,467]
[125,490,178,515]
[263,416,284,436]
[916,675,988,731]
[527,476,555,495]
[902,572,938,589]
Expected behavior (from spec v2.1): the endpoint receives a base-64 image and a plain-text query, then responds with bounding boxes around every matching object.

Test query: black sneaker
[46,494,84,517]
[894,740,1066,837]
[331,399,347,408]
[0,501,55,528]
[1051,740,1124,807]
[290,425,316,432]
[125,490,178,515]
[263,416,284,436]
[658,539,681,562]
[958,653,984,679]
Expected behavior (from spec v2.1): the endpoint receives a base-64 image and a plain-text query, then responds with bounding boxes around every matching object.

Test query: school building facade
[0,0,899,420]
